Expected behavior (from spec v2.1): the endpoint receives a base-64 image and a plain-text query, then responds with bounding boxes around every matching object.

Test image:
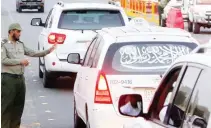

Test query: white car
[30,1,129,87]
[120,53,211,128]
[67,25,199,128]
[186,0,211,34]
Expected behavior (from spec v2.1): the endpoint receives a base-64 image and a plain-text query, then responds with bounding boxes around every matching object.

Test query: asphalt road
[1,0,211,128]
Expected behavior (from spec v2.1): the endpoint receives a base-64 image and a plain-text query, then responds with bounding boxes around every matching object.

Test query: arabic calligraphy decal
[117,44,191,69]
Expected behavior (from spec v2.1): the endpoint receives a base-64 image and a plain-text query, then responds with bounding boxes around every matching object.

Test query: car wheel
[38,7,44,13]
[188,20,193,32]
[39,58,43,78]
[193,22,200,34]
[74,100,86,128]
[18,6,22,13]
[43,66,54,88]
[161,19,166,27]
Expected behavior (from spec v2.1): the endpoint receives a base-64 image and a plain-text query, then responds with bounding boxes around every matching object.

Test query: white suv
[30,1,129,87]
[67,25,199,128]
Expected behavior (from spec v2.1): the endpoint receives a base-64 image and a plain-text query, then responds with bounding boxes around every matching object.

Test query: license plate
[134,88,156,102]
[27,2,37,5]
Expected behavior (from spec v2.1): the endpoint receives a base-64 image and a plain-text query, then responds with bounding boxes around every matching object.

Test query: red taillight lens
[48,33,66,44]
[94,73,112,104]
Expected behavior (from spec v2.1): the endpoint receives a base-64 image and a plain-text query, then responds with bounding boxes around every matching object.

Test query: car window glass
[87,36,102,67]
[151,67,182,122]
[45,9,53,28]
[92,39,105,68]
[167,66,201,127]
[83,38,97,66]
[183,68,211,128]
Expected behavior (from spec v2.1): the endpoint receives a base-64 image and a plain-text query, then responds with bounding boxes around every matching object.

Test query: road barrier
[115,0,159,25]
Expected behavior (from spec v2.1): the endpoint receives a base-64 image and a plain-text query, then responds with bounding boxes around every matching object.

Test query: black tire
[43,66,54,88]
[74,100,86,128]
[188,20,193,32]
[161,18,166,27]
[193,22,200,34]
[18,6,22,13]
[38,7,44,13]
[39,58,43,78]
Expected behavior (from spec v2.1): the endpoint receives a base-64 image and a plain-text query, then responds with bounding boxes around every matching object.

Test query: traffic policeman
[1,23,56,128]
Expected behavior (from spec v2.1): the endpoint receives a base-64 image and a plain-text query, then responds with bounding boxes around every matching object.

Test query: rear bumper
[44,53,81,74]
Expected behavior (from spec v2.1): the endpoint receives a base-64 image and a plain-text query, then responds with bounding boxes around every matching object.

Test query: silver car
[16,0,44,13]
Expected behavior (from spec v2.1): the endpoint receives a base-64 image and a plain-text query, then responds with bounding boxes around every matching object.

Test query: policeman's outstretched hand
[20,59,29,66]
[49,43,57,53]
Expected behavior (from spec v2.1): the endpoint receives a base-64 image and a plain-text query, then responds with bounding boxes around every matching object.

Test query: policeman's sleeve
[1,46,21,65]
[23,45,50,57]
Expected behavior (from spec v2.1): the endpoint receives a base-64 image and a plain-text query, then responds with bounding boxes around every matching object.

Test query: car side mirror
[31,18,44,26]
[67,53,81,64]
[192,117,207,128]
[118,94,143,117]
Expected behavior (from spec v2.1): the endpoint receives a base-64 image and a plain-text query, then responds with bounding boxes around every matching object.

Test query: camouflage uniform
[1,23,50,128]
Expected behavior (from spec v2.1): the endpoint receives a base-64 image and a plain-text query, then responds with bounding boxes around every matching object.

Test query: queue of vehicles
[29,1,211,128]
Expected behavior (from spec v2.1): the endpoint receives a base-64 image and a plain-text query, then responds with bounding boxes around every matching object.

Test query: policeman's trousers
[1,73,26,128]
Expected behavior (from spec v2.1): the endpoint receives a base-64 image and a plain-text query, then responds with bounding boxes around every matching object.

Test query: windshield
[196,0,211,5]
[58,10,124,30]
[102,42,198,75]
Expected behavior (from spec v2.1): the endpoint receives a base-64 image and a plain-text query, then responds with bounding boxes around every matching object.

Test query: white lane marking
[33,80,37,82]
[39,96,46,98]
[42,103,48,105]
[45,110,51,113]
[48,119,55,121]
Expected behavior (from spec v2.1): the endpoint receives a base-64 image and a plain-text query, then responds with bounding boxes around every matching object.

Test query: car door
[75,36,98,120]
[147,63,202,127]
[79,36,103,109]
[182,65,211,128]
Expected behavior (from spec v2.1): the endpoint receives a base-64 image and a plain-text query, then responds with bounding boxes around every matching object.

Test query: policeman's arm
[23,44,50,57]
[1,46,21,65]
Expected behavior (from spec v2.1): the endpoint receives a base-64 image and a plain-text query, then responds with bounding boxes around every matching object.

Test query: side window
[87,36,102,67]
[166,66,201,127]
[151,66,183,122]
[83,38,97,66]
[92,39,104,68]
[183,68,211,128]
[44,9,53,28]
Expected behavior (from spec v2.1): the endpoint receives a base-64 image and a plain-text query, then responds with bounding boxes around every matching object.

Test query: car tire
[161,19,166,27]
[38,7,44,13]
[18,6,22,13]
[39,58,43,78]
[188,20,193,32]
[74,100,86,128]
[193,22,200,34]
[43,66,54,88]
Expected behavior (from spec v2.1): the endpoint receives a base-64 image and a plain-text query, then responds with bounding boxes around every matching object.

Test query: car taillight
[94,73,112,104]
[48,33,66,44]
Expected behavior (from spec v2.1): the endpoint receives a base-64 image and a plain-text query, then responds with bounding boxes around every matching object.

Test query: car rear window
[102,42,198,75]
[58,9,124,30]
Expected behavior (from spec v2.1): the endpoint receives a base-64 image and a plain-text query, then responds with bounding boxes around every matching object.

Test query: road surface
[1,0,210,128]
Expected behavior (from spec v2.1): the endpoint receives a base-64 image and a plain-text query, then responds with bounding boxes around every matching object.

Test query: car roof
[98,25,198,44]
[173,53,211,67]
[100,25,192,38]
[54,1,122,10]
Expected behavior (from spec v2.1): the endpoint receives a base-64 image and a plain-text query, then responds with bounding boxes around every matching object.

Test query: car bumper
[195,15,211,27]
[87,104,144,128]
[44,53,81,73]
